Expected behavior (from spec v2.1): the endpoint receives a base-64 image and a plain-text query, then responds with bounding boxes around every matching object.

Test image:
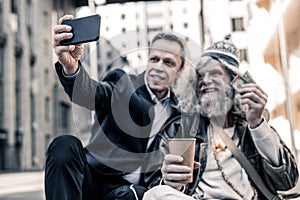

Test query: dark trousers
[45,135,147,200]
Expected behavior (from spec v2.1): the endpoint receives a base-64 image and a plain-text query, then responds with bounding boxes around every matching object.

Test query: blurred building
[0,0,89,171]
[95,0,202,68]
[0,0,131,171]
[202,0,251,66]
[260,0,300,160]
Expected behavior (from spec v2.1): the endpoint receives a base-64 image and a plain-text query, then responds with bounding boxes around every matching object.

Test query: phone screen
[60,14,101,46]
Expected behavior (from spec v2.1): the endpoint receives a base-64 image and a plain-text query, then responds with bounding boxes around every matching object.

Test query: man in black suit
[46,15,188,200]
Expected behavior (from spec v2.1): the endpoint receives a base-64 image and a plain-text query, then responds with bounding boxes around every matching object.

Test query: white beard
[199,87,234,118]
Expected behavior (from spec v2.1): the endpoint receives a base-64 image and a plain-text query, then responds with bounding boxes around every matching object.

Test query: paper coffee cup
[168,138,196,183]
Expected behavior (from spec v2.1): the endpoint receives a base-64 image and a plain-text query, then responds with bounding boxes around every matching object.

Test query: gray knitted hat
[202,34,240,68]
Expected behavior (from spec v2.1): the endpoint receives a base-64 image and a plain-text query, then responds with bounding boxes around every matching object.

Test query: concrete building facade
[95,0,202,69]
[0,0,87,171]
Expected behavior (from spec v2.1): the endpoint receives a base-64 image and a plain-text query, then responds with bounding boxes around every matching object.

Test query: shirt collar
[144,75,170,104]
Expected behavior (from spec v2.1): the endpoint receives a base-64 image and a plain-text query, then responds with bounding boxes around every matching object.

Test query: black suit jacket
[55,62,179,181]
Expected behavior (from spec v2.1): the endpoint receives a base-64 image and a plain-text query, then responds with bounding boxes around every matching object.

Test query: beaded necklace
[209,124,258,200]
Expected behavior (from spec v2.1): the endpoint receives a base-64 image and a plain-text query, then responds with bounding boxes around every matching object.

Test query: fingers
[237,83,268,126]
[162,154,190,174]
[162,166,192,189]
[164,154,183,164]
[161,154,193,189]
[194,161,201,169]
[239,83,268,100]
[53,31,73,47]
[53,15,74,48]
[163,178,189,189]
[70,44,84,60]
[53,24,72,35]
[58,15,74,24]
[238,83,268,109]
[54,46,70,57]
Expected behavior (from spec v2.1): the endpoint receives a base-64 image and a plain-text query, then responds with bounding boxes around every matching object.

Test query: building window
[45,97,50,122]
[44,69,49,85]
[147,27,163,32]
[45,134,51,151]
[44,39,49,55]
[121,14,125,20]
[147,13,162,18]
[106,51,112,59]
[43,11,49,27]
[0,80,3,123]
[122,28,126,33]
[0,47,3,75]
[15,57,22,128]
[231,17,245,32]
[183,22,188,29]
[11,0,17,13]
[30,92,35,123]
[60,102,69,130]
[239,48,248,62]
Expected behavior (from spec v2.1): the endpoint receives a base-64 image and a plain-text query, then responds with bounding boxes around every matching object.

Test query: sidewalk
[0,171,44,198]
[0,170,299,199]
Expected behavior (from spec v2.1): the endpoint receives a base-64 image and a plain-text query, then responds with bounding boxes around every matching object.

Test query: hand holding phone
[60,14,101,46]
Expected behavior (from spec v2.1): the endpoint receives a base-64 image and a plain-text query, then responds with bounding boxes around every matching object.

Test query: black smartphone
[60,14,101,46]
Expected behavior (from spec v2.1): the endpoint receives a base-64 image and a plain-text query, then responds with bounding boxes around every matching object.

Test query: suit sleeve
[55,61,124,111]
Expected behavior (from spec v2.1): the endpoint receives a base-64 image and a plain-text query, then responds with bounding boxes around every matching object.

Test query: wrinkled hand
[238,83,268,128]
[161,154,200,190]
[52,15,84,75]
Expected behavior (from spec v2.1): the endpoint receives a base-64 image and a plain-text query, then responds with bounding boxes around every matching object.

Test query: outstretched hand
[52,15,84,75]
[161,154,200,190]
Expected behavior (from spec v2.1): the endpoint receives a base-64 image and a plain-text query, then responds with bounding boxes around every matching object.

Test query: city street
[0,171,45,200]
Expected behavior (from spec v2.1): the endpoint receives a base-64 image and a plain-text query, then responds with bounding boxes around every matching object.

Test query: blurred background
[0,0,299,199]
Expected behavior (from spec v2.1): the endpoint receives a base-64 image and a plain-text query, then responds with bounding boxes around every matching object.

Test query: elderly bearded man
[143,35,299,200]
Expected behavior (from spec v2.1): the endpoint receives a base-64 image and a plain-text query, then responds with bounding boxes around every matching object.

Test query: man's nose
[153,61,165,72]
[202,73,212,84]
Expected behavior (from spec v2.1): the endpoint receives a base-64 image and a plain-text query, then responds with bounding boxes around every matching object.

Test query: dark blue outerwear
[55,61,180,184]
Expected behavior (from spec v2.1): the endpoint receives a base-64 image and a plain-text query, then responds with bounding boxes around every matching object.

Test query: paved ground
[0,170,299,200]
[0,171,45,200]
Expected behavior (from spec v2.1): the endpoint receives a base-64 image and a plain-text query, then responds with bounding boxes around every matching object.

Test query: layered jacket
[143,113,299,199]
[55,62,180,181]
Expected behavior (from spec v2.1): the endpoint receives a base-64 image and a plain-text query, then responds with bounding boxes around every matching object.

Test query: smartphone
[60,14,101,46]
